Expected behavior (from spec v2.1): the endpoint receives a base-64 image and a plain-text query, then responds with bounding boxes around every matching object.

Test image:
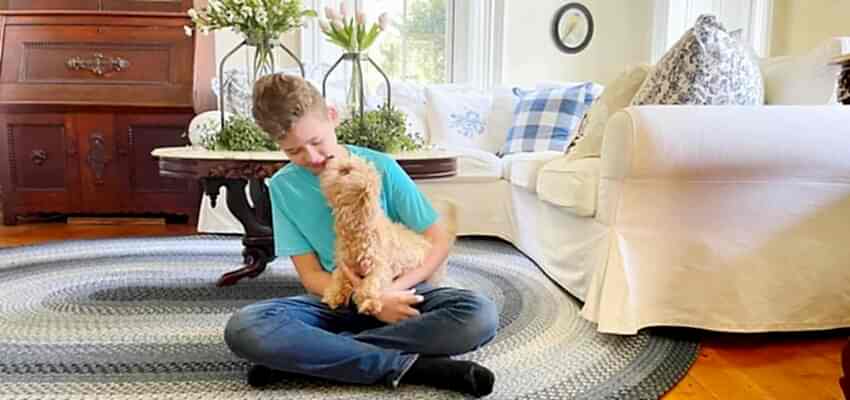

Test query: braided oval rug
[0,236,698,399]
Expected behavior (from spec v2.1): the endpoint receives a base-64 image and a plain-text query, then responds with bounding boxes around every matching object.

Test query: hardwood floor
[0,221,846,399]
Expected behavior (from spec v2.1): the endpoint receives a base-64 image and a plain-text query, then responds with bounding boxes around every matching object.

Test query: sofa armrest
[597,105,850,224]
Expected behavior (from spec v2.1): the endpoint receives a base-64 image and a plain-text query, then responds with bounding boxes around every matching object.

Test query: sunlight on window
[360,0,449,86]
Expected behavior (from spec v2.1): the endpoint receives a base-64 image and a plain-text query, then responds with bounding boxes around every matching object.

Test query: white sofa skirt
[581,106,850,334]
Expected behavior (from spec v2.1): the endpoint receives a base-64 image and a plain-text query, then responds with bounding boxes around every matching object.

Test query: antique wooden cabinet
[0,0,211,225]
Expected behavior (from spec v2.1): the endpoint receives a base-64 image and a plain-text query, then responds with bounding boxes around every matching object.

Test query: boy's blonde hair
[252,73,328,141]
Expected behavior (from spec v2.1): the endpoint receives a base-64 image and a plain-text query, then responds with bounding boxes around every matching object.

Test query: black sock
[401,356,495,397]
[246,364,292,388]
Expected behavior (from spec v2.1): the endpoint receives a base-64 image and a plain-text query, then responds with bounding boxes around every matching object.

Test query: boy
[223,73,499,397]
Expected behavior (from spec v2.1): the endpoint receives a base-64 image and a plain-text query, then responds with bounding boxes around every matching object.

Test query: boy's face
[279,108,341,175]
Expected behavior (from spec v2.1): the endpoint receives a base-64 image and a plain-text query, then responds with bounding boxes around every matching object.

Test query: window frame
[300,0,504,88]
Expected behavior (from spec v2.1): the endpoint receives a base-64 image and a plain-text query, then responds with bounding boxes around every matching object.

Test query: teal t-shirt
[268,145,438,272]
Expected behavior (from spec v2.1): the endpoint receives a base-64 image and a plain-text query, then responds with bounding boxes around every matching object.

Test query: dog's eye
[339,166,352,175]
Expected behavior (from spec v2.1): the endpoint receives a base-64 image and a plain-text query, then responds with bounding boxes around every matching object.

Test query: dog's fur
[318,154,455,315]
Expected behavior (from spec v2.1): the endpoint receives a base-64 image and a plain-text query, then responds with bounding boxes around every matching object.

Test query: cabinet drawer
[101,0,192,13]
[3,1,99,10]
[0,23,194,107]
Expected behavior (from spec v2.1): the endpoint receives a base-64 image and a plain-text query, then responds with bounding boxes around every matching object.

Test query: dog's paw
[322,291,349,310]
[358,298,383,315]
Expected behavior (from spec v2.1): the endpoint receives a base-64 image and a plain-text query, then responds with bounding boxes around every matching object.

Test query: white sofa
[198,37,850,335]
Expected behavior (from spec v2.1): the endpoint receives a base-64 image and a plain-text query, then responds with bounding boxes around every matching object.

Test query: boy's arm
[390,220,452,291]
[291,252,334,297]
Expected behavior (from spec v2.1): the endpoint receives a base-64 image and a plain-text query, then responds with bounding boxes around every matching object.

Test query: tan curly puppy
[318,154,453,315]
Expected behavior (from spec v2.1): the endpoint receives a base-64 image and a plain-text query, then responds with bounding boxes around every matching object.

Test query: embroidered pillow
[425,85,500,153]
[499,82,601,156]
[632,14,764,106]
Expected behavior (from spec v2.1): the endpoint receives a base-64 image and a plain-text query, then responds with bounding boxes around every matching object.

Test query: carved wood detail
[86,132,108,185]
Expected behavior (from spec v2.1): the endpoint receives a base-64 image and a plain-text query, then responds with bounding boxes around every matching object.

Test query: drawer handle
[66,53,130,76]
[31,149,48,166]
[87,133,111,185]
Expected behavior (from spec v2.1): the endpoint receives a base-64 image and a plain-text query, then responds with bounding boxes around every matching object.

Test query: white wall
[502,0,654,86]
[771,0,850,56]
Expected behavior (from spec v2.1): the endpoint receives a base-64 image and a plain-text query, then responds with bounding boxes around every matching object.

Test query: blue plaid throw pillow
[499,82,601,156]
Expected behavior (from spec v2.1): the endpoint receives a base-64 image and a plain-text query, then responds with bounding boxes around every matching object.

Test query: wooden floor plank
[661,373,717,400]
[707,337,844,400]
[677,346,777,400]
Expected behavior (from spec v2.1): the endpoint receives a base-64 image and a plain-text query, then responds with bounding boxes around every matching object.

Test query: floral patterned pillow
[632,15,764,106]
[424,85,501,153]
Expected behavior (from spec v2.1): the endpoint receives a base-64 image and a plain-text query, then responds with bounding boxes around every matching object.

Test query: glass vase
[246,36,276,83]
[344,53,368,120]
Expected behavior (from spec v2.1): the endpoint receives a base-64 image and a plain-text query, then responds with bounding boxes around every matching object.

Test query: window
[651,0,772,61]
[301,0,503,90]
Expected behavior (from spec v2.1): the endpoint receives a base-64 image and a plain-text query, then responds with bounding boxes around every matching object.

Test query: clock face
[552,3,594,54]
[559,9,589,47]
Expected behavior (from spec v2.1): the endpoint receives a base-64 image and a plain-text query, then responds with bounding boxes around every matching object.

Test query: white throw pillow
[761,37,850,105]
[484,87,518,155]
[565,64,651,161]
[425,84,500,153]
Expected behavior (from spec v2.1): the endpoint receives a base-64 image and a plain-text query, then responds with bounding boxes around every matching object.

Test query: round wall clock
[551,2,594,54]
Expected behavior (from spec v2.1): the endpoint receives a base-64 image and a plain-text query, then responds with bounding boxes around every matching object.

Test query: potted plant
[335,104,424,153]
[200,114,279,152]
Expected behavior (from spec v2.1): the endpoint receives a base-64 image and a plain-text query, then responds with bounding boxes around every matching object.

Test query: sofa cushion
[425,84,503,153]
[566,64,651,162]
[632,14,764,106]
[453,147,503,179]
[537,157,599,217]
[761,37,850,105]
[500,82,600,156]
[501,151,563,191]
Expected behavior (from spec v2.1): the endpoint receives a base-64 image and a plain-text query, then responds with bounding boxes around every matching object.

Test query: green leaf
[361,25,381,49]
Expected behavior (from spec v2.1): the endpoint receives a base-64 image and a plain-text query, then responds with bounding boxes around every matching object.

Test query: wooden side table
[152,147,457,286]
[831,54,850,105]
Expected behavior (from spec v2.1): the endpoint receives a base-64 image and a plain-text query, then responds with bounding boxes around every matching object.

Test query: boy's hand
[373,289,423,324]
[340,264,423,323]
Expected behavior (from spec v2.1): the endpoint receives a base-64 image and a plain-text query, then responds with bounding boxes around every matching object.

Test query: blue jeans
[224,283,499,387]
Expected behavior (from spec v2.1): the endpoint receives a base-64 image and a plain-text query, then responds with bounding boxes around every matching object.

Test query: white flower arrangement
[184,0,316,45]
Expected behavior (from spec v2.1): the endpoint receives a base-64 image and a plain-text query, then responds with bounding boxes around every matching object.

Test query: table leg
[202,177,276,287]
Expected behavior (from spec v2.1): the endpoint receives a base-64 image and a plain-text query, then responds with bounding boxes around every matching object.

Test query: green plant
[336,104,424,153]
[201,114,279,152]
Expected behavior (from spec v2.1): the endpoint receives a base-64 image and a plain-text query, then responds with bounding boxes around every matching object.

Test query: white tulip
[378,13,389,30]
[319,19,331,33]
[339,0,348,19]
